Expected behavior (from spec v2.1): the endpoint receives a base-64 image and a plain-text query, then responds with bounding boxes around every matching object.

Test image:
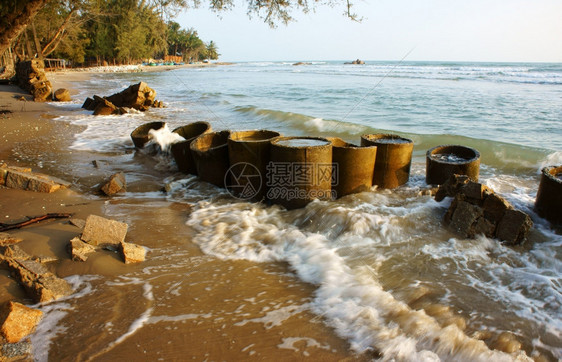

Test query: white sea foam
[185,195,547,360]
[146,124,185,153]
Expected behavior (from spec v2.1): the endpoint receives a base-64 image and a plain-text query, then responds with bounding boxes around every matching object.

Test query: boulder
[67,237,96,262]
[0,302,42,343]
[448,200,483,238]
[100,172,126,196]
[495,209,533,245]
[119,241,146,264]
[435,174,470,202]
[82,97,96,110]
[31,80,52,102]
[80,215,128,247]
[105,82,156,111]
[53,88,71,102]
[437,175,532,244]
[92,95,118,116]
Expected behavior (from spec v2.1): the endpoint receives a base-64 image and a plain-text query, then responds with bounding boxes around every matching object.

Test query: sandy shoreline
[0,69,362,360]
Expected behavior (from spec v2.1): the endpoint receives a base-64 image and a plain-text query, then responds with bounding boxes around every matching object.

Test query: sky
[175,0,562,62]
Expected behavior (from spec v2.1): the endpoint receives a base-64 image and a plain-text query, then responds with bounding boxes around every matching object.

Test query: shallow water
[24,62,562,360]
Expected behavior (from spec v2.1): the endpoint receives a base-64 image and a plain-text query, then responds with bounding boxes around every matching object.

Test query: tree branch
[0,213,74,232]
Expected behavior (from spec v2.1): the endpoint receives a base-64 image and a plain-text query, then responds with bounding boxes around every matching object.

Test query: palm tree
[206,41,219,60]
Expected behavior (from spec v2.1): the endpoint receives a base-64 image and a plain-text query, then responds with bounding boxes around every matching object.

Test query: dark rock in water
[483,193,511,223]
[53,88,71,102]
[100,172,126,196]
[84,82,159,115]
[82,97,95,110]
[449,200,483,238]
[106,81,156,111]
[436,174,532,245]
[92,95,118,116]
[434,174,470,202]
[496,209,533,245]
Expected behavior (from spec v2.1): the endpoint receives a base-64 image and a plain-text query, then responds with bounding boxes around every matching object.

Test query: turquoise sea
[40,61,561,361]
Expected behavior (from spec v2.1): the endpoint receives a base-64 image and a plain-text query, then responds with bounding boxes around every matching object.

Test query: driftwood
[0,213,73,232]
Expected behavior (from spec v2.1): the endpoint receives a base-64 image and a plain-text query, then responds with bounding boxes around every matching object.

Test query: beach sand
[0,71,365,360]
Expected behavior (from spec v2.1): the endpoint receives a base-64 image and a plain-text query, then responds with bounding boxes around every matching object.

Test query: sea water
[41,61,561,360]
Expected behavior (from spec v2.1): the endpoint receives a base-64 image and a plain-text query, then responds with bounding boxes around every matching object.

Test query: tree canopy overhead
[0,0,357,64]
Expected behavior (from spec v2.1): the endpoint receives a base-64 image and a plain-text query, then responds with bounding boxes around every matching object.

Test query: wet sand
[0,74,366,360]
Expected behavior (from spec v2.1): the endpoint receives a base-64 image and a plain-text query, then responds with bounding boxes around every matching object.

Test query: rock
[0,340,32,359]
[0,245,30,261]
[67,237,96,262]
[4,169,65,193]
[105,82,156,111]
[92,95,118,116]
[448,200,483,238]
[69,218,86,230]
[100,172,126,196]
[463,181,490,203]
[472,217,496,238]
[1,258,73,303]
[82,97,96,110]
[0,302,42,343]
[0,233,22,246]
[31,80,52,102]
[119,241,146,264]
[495,209,533,245]
[483,193,512,223]
[53,88,71,102]
[81,215,128,247]
[434,174,470,202]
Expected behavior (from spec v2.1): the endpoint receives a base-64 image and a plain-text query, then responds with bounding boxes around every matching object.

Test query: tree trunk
[0,0,50,57]
[31,20,43,59]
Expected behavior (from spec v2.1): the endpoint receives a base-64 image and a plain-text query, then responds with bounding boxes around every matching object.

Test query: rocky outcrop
[436,175,533,245]
[0,302,42,343]
[0,164,70,193]
[345,59,365,65]
[82,82,165,115]
[15,59,52,102]
[100,172,126,196]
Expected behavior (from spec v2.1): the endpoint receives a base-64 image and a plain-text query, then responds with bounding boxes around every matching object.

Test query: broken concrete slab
[0,245,30,261]
[81,215,128,247]
[68,237,96,262]
[100,172,126,196]
[0,257,73,303]
[69,218,86,230]
[483,193,512,223]
[0,233,22,246]
[2,167,69,193]
[0,302,42,343]
[119,241,146,264]
[0,340,32,360]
